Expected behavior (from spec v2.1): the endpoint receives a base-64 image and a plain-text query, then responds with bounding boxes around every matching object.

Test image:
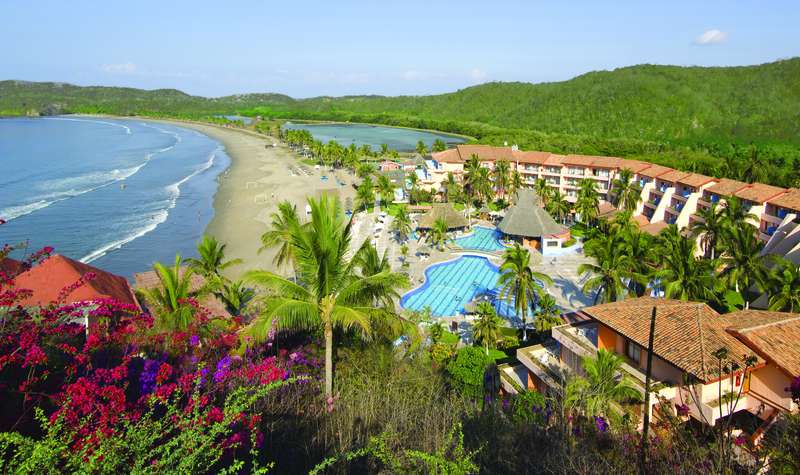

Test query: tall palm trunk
[321,295,335,398]
[324,319,333,398]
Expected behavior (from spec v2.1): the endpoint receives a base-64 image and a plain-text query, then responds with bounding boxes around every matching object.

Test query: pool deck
[349,212,595,340]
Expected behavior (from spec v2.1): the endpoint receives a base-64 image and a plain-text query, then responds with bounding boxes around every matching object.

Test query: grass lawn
[488,348,507,360]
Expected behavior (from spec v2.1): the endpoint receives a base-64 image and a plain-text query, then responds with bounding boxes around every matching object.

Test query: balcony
[516,342,567,389]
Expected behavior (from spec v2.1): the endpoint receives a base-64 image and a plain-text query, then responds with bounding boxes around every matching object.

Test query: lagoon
[282,123,467,152]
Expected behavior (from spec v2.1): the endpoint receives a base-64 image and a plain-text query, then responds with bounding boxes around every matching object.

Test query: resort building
[4,254,141,329]
[503,297,798,439]
[427,144,798,254]
[497,189,570,252]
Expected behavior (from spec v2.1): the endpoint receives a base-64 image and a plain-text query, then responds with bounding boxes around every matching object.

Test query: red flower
[207,406,224,424]
[156,363,173,385]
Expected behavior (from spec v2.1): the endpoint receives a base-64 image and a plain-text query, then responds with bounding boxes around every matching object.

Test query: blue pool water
[400,255,533,319]
[454,226,506,252]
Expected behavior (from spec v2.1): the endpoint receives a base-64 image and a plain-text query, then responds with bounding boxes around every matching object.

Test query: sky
[1,0,798,98]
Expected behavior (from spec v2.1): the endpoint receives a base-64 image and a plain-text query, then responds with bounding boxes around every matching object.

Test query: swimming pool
[454,226,506,252]
[400,255,533,319]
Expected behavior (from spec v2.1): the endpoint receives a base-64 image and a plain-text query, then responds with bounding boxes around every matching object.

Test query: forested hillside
[2,58,799,186]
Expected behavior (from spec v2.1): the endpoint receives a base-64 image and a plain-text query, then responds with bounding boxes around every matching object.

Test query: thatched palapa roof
[416,203,468,229]
[498,189,566,238]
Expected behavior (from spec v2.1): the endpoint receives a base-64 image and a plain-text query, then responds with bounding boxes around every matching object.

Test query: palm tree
[509,170,523,199]
[244,195,408,398]
[579,234,635,304]
[428,218,450,250]
[498,244,553,341]
[375,173,395,206]
[621,226,654,297]
[391,204,412,242]
[472,301,503,355]
[432,139,447,153]
[380,143,389,156]
[184,235,242,282]
[259,201,301,272]
[575,179,600,225]
[219,280,255,316]
[720,196,757,229]
[611,168,641,212]
[765,256,800,312]
[533,293,561,334]
[356,176,375,211]
[141,254,201,332]
[653,226,720,301]
[533,178,551,204]
[407,171,420,205]
[473,167,495,205]
[443,172,459,203]
[565,349,641,418]
[690,202,725,259]
[416,140,428,155]
[493,160,511,200]
[546,190,571,225]
[719,223,767,308]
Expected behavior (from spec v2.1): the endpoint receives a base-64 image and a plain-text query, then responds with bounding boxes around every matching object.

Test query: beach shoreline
[136,118,356,280]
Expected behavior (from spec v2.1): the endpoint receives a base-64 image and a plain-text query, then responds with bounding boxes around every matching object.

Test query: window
[626,339,641,364]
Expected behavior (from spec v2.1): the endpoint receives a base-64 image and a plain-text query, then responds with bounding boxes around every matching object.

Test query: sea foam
[79,149,217,264]
[42,117,132,135]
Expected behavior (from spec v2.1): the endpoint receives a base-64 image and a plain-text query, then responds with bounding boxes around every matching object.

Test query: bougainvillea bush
[0,243,319,473]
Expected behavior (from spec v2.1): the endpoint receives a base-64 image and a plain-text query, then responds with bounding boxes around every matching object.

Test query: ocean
[0,116,230,278]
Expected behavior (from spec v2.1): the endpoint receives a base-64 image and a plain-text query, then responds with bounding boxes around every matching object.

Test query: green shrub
[446,347,494,398]
[430,343,454,366]
[562,237,577,248]
[510,390,548,425]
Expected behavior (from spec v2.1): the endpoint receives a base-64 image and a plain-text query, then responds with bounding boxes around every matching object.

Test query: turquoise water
[282,123,467,152]
[400,255,532,320]
[0,117,229,277]
[454,226,506,252]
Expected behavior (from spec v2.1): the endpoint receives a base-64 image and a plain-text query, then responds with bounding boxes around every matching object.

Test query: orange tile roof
[456,144,515,162]
[580,297,761,382]
[726,311,800,377]
[512,150,551,165]
[544,154,566,166]
[562,154,595,166]
[431,148,462,163]
[1,258,25,278]
[638,164,674,179]
[677,173,716,189]
[597,202,618,217]
[658,170,691,183]
[633,215,650,227]
[706,178,749,197]
[767,188,800,213]
[13,254,140,309]
[590,156,623,169]
[619,159,653,173]
[134,267,232,318]
[734,183,786,204]
[640,221,668,236]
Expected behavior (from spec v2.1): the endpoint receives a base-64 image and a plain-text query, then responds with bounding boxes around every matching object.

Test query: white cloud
[469,68,487,81]
[101,62,138,74]
[694,29,728,45]
[402,70,425,81]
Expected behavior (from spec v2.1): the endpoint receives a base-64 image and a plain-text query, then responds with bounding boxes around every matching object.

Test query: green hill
[2,58,799,186]
[261,58,800,145]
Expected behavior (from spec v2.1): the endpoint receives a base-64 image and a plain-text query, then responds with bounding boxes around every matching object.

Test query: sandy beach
[151,120,356,280]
